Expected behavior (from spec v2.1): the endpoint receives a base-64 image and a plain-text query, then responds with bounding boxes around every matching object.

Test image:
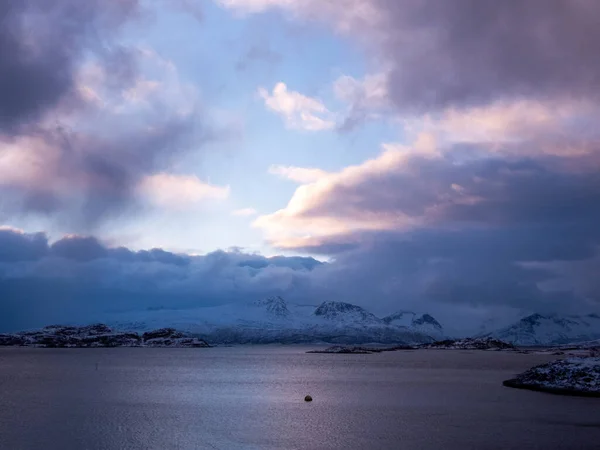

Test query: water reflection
[0,347,599,449]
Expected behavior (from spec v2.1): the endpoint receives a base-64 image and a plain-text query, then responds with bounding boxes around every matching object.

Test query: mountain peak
[413,314,442,330]
[253,296,290,318]
[382,311,415,325]
[519,313,546,326]
[314,301,380,324]
[489,313,600,346]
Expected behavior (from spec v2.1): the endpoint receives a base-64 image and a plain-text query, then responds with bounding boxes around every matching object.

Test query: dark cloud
[237,255,321,271]
[371,0,600,111]
[0,0,140,132]
[297,226,591,327]
[50,236,109,262]
[0,228,319,331]
[0,0,220,228]
[264,149,600,318]
[299,153,600,236]
[0,229,48,262]
[0,223,596,333]
[0,113,206,227]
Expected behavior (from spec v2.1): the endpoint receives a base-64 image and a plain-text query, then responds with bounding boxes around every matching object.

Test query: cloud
[231,208,258,216]
[256,137,600,249]
[220,0,600,112]
[268,165,328,183]
[258,82,335,131]
[2,0,599,333]
[0,0,140,133]
[252,99,600,320]
[0,220,597,333]
[216,0,381,33]
[0,227,323,331]
[0,5,225,229]
[0,111,206,226]
[255,139,439,247]
[333,72,392,131]
[0,227,48,262]
[138,173,230,209]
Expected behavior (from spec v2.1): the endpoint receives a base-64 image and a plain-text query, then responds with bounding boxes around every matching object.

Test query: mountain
[314,301,382,326]
[252,296,291,319]
[108,298,444,345]
[383,311,444,338]
[484,313,600,346]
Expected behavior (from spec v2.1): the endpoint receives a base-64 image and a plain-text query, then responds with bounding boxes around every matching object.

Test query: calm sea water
[0,346,599,450]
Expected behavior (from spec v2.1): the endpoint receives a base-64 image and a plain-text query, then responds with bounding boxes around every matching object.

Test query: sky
[1,0,600,332]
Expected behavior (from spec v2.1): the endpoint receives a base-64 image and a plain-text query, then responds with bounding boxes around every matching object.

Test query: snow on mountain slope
[412,314,444,337]
[486,313,600,346]
[382,311,415,327]
[108,298,439,345]
[253,296,290,319]
[383,311,444,338]
[313,301,382,326]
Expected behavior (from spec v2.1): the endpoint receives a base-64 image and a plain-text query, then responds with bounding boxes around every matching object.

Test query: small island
[307,344,416,354]
[307,337,515,354]
[421,337,516,350]
[0,324,210,348]
[503,357,600,397]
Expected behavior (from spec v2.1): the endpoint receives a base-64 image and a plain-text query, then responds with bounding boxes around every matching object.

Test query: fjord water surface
[0,347,598,449]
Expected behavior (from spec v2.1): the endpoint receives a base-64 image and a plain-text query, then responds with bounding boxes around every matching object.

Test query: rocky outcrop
[423,337,516,350]
[503,357,600,397]
[0,324,210,348]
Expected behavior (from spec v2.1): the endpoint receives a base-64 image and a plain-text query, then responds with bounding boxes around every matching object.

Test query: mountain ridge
[107,297,445,345]
[484,313,600,346]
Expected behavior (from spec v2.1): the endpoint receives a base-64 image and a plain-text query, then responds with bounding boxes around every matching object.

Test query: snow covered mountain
[383,311,444,338]
[252,296,290,319]
[314,301,382,325]
[484,313,600,346]
[108,298,445,345]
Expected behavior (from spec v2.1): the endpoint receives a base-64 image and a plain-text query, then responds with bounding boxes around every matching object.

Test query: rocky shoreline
[0,324,210,348]
[307,337,516,354]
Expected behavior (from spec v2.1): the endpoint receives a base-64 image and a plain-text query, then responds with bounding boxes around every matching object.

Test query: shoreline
[502,378,600,398]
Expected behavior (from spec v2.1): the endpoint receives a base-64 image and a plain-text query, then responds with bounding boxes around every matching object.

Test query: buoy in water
[304,395,313,402]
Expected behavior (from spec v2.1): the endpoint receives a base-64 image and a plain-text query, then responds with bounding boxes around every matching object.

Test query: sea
[0,346,599,449]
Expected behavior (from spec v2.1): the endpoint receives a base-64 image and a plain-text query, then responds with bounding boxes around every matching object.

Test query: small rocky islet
[0,324,210,348]
[503,357,600,397]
